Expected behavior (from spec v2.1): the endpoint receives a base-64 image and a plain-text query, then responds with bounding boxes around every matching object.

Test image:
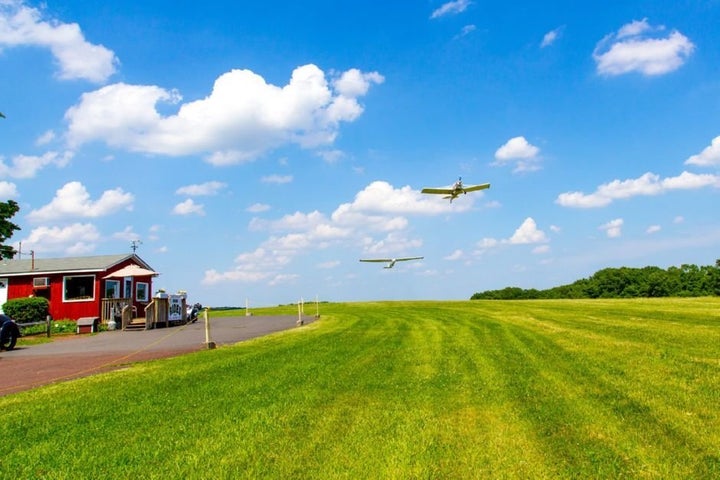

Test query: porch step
[124,319,147,331]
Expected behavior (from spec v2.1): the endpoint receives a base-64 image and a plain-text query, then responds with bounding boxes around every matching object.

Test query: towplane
[421,177,490,203]
[359,257,424,269]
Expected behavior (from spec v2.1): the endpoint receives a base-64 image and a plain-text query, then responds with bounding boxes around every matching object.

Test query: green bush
[2,297,49,324]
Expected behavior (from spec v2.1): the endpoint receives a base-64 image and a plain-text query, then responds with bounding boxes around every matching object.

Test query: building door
[0,278,7,313]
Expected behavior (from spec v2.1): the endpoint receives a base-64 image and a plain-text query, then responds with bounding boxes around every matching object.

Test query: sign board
[168,294,184,322]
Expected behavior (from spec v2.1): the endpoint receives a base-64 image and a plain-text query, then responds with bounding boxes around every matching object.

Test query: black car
[0,314,20,351]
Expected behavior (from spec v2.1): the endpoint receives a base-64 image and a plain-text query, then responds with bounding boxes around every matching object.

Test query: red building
[0,253,157,323]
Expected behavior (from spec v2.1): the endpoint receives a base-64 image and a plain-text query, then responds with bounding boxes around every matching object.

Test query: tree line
[470,261,720,300]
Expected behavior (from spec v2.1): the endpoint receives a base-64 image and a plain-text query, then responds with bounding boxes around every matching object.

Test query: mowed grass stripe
[474,299,720,478]
[1,299,718,478]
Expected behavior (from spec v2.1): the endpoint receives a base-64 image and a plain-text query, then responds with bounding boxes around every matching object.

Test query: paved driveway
[0,314,315,396]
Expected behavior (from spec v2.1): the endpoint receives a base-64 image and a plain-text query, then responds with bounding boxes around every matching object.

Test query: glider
[421,177,490,203]
[359,257,424,269]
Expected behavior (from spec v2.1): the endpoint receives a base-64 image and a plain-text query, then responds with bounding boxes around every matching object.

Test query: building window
[136,282,149,302]
[124,278,132,299]
[105,280,120,299]
[64,275,95,302]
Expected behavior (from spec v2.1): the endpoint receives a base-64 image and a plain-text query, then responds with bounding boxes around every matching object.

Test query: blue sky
[1,0,719,307]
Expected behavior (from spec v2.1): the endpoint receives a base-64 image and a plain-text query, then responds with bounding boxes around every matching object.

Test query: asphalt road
[0,314,316,396]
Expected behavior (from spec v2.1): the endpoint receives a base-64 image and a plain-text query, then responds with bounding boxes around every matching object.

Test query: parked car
[186,303,202,323]
[0,314,20,351]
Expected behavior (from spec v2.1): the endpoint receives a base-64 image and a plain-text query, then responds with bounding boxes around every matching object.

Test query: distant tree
[470,261,720,300]
[710,259,720,296]
[0,200,21,259]
[645,268,670,297]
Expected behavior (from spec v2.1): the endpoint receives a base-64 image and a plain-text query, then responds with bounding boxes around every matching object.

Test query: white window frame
[105,279,120,299]
[63,275,96,302]
[136,282,149,302]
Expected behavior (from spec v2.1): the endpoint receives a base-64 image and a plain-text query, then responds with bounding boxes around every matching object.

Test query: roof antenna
[130,240,142,253]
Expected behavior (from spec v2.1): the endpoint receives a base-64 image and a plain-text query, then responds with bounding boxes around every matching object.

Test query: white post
[204,307,216,349]
[245,298,250,316]
[297,300,303,326]
[315,294,319,318]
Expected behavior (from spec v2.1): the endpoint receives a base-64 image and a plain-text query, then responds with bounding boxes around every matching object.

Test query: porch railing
[101,296,185,330]
[100,297,133,324]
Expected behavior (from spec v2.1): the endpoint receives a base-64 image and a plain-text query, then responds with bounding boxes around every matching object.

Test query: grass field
[1,298,719,478]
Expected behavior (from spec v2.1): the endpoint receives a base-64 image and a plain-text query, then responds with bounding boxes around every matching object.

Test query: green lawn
[2,298,719,478]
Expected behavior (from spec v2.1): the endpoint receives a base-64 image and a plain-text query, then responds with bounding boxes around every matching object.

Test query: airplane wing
[421,188,452,195]
[359,259,393,263]
[462,183,491,192]
[395,257,424,262]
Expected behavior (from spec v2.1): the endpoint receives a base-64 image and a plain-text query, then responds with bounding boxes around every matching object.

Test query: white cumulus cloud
[444,249,464,261]
[172,199,205,216]
[593,18,694,77]
[0,150,73,178]
[509,217,548,244]
[362,232,423,256]
[493,136,541,172]
[246,203,270,213]
[599,218,624,238]
[541,27,563,48]
[556,171,720,208]
[430,0,472,19]
[203,179,476,285]
[475,217,548,254]
[0,0,118,83]
[0,181,18,199]
[175,181,227,196]
[337,180,468,217]
[65,64,383,164]
[19,222,101,254]
[27,181,134,222]
[685,136,720,167]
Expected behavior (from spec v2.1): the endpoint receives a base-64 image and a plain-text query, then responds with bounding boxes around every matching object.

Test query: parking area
[0,314,316,396]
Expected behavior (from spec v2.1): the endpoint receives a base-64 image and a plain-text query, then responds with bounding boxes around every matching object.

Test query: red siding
[9,273,99,320]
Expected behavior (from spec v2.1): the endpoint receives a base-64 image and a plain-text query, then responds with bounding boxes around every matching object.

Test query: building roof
[0,254,152,277]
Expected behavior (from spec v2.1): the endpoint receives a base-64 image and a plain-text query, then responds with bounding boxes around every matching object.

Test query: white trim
[62,274,96,302]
